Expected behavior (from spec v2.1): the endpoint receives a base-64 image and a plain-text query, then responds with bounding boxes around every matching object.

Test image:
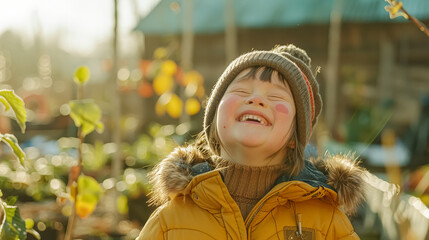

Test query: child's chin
[236,136,267,147]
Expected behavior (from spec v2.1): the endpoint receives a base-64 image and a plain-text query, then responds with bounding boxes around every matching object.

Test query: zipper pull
[297,213,302,236]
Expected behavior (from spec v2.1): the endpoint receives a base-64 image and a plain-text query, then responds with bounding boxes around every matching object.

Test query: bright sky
[0,0,160,55]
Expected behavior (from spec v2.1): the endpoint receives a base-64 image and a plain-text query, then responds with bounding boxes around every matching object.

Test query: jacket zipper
[244,181,324,238]
[245,181,297,228]
[245,192,279,229]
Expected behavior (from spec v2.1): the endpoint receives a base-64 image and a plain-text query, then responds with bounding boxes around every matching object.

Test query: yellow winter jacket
[137,146,365,240]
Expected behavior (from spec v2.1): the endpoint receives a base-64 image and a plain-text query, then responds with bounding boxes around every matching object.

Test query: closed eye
[232,89,250,95]
[268,95,287,101]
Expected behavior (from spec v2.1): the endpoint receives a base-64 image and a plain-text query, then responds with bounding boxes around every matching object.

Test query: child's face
[216,68,296,160]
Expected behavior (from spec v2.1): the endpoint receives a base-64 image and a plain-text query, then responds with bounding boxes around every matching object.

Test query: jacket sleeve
[136,208,165,240]
[326,207,360,240]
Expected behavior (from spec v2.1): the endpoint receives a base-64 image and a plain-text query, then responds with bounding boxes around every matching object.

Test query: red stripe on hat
[298,69,315,134]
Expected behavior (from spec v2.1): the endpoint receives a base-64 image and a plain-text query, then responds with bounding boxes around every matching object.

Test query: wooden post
[180,0,194,124]
[382,129,401,186]
[181,0,194,71]
[111,0,122,232]
[378,35,394,100]
[131,0,146,58]
[225,0,238,63]
[325,0,343,132]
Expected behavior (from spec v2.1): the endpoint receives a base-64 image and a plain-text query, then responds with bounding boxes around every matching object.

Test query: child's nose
[246,96,265,107]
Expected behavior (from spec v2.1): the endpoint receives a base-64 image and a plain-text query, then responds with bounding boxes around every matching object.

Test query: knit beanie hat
[203,44,322,154]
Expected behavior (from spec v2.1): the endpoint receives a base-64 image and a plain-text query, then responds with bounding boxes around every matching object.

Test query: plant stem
[64,84,84,240]
[64,203,76,240]
[77,83,84,101]
[0,200,4,225]
[401,7,429,38]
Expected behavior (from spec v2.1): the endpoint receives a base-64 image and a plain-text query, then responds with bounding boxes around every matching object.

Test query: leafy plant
[384,0,429,38]
[1,195,26,240]
[63,66,104,240]
[0,90,39,239]
[0,90,26,134]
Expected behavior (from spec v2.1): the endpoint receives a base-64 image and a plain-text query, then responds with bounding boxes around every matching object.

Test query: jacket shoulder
[148,145,214,206]
[137,207,165,239]
[326,207,360,239]
[143,194,227,239]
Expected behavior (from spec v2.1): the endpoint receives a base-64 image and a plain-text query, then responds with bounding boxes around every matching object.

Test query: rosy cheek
[275,104,289,115]
[222,95,240,106]
[218,95,241,126]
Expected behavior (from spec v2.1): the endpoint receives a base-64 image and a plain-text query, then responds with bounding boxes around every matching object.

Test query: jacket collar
[148,145,366,215]
[276,160,333,190]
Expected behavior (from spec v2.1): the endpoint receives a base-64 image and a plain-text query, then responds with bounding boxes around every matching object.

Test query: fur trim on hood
[147,146,366,215]
[311,153,366,215]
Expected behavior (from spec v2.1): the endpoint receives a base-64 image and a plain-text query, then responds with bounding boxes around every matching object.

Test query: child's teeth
[240,114,267,125]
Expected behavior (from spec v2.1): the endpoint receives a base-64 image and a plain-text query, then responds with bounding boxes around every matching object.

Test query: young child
[137,44,365,239]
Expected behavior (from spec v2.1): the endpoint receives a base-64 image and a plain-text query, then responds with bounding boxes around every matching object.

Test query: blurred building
[136,0,429,165]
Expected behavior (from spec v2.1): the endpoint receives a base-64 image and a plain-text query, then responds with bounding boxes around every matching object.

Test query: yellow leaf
[155,93,172,116]
[74,66,90,85]
[76,200,96,219]
[70,182,77,201]
[116,195,128,215]
[155,101,166,116]
[389,1,402,15]
[185,98,201,115]
[195,85,206,99]
[25,218,34,229]
[166,94,183,119]
[183,71,203,85]
[153,74,174,95]
[161,60,177,76]
[420,195,429,205]
[384,1,408,19]
[75,175,102,219]
[153,47,167,59]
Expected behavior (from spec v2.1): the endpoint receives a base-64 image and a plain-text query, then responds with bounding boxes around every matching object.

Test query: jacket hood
[147,145,366,215]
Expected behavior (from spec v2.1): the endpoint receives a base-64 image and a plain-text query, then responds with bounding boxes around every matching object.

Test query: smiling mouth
[238,114,270,126]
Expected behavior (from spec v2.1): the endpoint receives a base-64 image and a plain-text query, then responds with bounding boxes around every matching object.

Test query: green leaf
[4,196,18,206]
[69,99,104,137]
[0,90,27,133]
[78,175,102,202]
[25,219,40,240]
[1,201,27,240]
[26,228,40,240]
[24,219,34,229]
[0,134,25,167]
[75,175,103,218]
[83,141,108,171]
[0,97,10,111]
[116,194,128,215]
[74,66,90,85]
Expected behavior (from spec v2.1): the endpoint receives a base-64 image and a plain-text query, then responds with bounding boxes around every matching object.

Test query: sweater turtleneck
[220,162,286,220]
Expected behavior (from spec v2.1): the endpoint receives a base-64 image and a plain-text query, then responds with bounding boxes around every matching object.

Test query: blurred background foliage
[0,0,428,239]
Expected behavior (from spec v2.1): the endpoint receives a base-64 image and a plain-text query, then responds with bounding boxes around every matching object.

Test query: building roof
[135,0,429,35]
